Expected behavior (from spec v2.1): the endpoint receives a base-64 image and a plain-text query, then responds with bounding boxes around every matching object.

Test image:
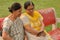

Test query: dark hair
[8,2,21,13]
[24,1,34,9]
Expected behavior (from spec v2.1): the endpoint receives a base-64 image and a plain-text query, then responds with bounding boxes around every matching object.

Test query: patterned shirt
[3,17,24,40]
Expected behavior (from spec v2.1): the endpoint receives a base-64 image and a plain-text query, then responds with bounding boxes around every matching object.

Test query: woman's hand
[36,31,46,37]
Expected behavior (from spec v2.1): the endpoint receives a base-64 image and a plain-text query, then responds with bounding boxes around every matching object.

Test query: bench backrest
[38,8,56,26]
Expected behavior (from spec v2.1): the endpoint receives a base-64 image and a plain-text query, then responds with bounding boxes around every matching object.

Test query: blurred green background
[0,0,60,32]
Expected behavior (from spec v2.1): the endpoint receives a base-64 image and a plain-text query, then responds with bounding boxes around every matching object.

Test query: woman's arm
[24,33,28,40]
[2,31,13,40]
[40,20,44,32]
[24,25,39,35]
[20,15,39,36]
[2,18,13,40]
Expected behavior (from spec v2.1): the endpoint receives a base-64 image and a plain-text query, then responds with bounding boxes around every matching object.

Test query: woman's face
[13,8,22,17]
[26,5,34,14]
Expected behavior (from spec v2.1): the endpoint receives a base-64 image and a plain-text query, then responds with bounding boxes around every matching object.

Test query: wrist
[37,31,44,36]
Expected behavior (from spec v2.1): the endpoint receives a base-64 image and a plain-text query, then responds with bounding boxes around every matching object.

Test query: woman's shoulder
[4,17,10,22]
[34,11,42,16]
[20,13,28,19]
[3,17,13,25]
[34,11,40,14]
[4,17,10,21]
[34,11,39,13]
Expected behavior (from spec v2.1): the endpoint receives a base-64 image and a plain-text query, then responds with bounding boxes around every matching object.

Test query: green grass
[0,0,60,32]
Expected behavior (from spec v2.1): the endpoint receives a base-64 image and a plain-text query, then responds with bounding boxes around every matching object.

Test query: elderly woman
[2,2,24,40]
[20,1,52,40]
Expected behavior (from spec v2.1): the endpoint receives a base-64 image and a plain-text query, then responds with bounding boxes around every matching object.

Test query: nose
[30,10,34,13]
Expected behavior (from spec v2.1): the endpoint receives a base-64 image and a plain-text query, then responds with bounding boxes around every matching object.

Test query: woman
[20,1,52,40]
[2,2,24,40]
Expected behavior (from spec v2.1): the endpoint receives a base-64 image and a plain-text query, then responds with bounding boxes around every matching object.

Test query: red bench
[0,18,4,30]
[38,8,60,40]
[0,18,4,36]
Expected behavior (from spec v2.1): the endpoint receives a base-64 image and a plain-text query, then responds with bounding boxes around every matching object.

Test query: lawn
[0,0,60,32]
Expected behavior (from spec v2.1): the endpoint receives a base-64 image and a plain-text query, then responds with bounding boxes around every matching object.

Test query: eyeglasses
[27,8,34,11]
